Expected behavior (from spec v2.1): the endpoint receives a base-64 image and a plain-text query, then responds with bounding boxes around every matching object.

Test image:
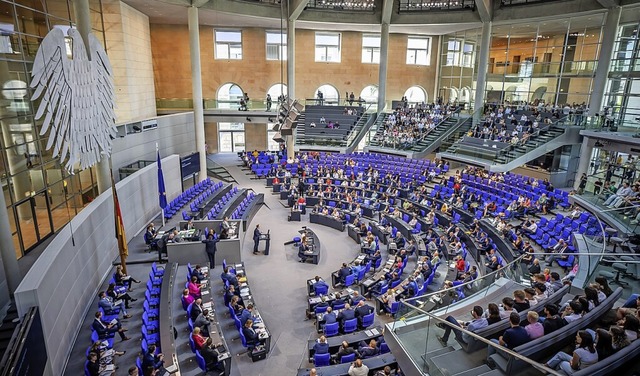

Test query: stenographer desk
[307,326,384,359]
[296,353,397,376]
[310,212,345,232]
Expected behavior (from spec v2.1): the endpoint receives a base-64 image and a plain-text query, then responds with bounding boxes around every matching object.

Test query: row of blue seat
[206,187,240,220]
[164,179,214,219]
[231,192,257,220]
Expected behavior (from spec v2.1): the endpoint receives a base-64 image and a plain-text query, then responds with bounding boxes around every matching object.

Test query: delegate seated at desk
[243,319,266,350]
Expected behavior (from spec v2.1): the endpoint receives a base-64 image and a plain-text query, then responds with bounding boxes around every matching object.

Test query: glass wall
[439,27,480,108]
[486,14,603,106]
[439,14,604,110]
[0,0,104,258]
[604,21,640,130]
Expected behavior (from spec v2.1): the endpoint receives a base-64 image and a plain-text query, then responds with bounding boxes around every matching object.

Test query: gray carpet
[63,152,396,376]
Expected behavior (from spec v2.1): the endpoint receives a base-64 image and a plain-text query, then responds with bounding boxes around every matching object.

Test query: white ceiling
[122,0,480,35]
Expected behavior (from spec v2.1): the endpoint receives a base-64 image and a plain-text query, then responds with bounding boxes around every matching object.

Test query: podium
[259,231,271,255]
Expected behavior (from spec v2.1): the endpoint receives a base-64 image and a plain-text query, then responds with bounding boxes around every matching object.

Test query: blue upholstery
[314,353,331,367]
[343,318,358,333]
[341,353,356,363]
[360,312,374,329]
[324,322,339,337]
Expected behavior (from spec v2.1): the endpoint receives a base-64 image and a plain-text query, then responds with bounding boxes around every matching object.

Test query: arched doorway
[403,86,427,104]
[315,84,339,104]
[217,83,244,109]
[267,83,288,101]
[359,85,378,105]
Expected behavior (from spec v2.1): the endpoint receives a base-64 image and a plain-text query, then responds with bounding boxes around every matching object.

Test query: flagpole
[157,143,166,227]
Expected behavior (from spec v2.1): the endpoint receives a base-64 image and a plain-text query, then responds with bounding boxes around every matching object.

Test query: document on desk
[109,318,118,325]
[165,364,178,374]
[201,290,210,296]
[203,302,213,310]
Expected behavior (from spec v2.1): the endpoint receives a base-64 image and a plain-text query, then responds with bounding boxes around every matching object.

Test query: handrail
[346,112,372,147]
[398,298,565,376]
[405,254,527,302]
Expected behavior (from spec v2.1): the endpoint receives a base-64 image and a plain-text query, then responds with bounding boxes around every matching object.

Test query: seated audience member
[524,288,538,306]
[182,288,195,309]
[354,300,374,322]
[594,328,615,361]
[239,304,256,326]
[312,276,329,295]
[523,311,544,340]
[562,301,584,323]
[86,352,113,376]
[194,309,212,337]
[332,341,356,364]
[512,290,530,312]
[486,303,502,325]
[98,291,130,318]
[92,311,129,341]
[528,258,541,275]
[187,275,202,299]
[356,339,379,358]
[200,338,226,373]
[610,325,631,350]
[114,265,141,291]
[322,306,337,325]
[380,289,396,315]
[485,256,500,273]
[337,303,356,329]
[338,263,352,285]
[542,304,566,334]
[436,305,488,346]
[620,314,639,342]
[545,330,598,374]
[313,335,330,355]
[107,283,135,310]
[348,358,369,376]
[191,327,207,350]
[141,344,165,374]
[242,319,263,350]
[486,312,530,363]
[191,265,207,282]
[499,297,518,319]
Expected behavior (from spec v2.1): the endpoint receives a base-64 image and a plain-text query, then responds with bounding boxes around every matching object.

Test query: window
[215,30,242,60]
[266,31,287,61]
[315,32,341,63]
[462,43,474,68]
[403,86,427,103]
[446,40,461,66]
[362,34,380,64]
[445,39,474,67]
[0,23,14,53]
[360,85,378,103]
[406,36,431,66]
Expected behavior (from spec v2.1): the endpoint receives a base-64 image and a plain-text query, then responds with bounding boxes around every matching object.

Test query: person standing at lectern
[253,224,262,254]
[202,230,219,269]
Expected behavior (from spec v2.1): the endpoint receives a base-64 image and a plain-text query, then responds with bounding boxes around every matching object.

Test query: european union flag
[158,152,167,209]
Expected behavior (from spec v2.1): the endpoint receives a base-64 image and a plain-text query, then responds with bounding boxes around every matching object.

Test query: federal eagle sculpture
[30,28,116,172]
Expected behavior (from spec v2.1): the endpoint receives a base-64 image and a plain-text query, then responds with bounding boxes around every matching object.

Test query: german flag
[111,171,129,273]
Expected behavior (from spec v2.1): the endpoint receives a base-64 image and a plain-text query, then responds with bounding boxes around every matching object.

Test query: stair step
[432,348,488,376]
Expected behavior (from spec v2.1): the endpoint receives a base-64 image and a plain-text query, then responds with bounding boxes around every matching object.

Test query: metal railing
[398,0,475,12]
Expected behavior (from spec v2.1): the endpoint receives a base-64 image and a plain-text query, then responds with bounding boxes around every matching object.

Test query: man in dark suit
[312,276,329,295]
[92,311,129,341]
[221,267,239,289]
[253,224,262,254]
[192,265,207,282]
[337,303,356,329]
[357,339,380,359]
[190,298,203,321]
[337,263,351,285]
[142,344,165,373]
[202,231,219,269]
[242,319,262,350]
[239,304,255,326]
[201,338,225,373]
[332,341,356,364]
[354,301,374,322]
[322,307,337,325]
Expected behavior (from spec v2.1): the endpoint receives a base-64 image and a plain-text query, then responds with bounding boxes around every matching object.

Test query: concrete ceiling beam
[289,0,309,21]
[475,0,493,22]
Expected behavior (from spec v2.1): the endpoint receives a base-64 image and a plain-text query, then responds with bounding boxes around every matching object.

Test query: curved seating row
[187,181,225,214]
[206,187,240,220]
[164,178,214,220]
[230,192,257,220]
[489,287,624,374]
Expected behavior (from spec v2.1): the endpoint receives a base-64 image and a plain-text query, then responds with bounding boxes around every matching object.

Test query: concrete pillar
[73,0,111,193]
[473,22,492,124]
[574,137,595,190]
[188,6,208,181]
[286,19,296,160]
[588,6,621,117]
[377,22,390,113]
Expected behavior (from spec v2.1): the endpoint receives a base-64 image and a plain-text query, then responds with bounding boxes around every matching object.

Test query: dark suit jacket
[142,351,163,369]
[355,304,374,318]
[313,341,329,354]
[357,345,380,359]
[91,319,110,338]
[201,347,220,369]
[335,346,356,359]
[323,312,337,324]
[243,326,259,344]
[338,267,351,282]
[191,303,203,321]
[337,308,356,324]
[253,228,261,242]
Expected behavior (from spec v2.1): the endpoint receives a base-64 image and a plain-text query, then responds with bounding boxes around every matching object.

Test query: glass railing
[386,255,562,375]
[156,98,279,112]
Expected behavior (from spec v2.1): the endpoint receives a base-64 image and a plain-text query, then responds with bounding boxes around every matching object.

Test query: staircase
[438,124,582,172]
[206,159,237,183]
[411,117,461,152]
[294,113,306,144]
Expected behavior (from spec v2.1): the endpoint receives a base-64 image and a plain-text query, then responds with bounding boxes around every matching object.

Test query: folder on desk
[109,319,118,326]
[201,290,210,296]
[104,365,115,372]
[165,364,178,374]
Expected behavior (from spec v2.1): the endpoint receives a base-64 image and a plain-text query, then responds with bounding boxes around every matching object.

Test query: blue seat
[344,274,356,287]
[315,305,329,315]
[341,353,356,363]
[195,350,207,371]
[343,318,358,333]
[314,353,331,367]
[91,330,114,348]
[315,284,328,296]
[324,322,339,337]
[189,336,197,353]
[389,301,400,316]
[360,312,374,329]
[136,358,143,375]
